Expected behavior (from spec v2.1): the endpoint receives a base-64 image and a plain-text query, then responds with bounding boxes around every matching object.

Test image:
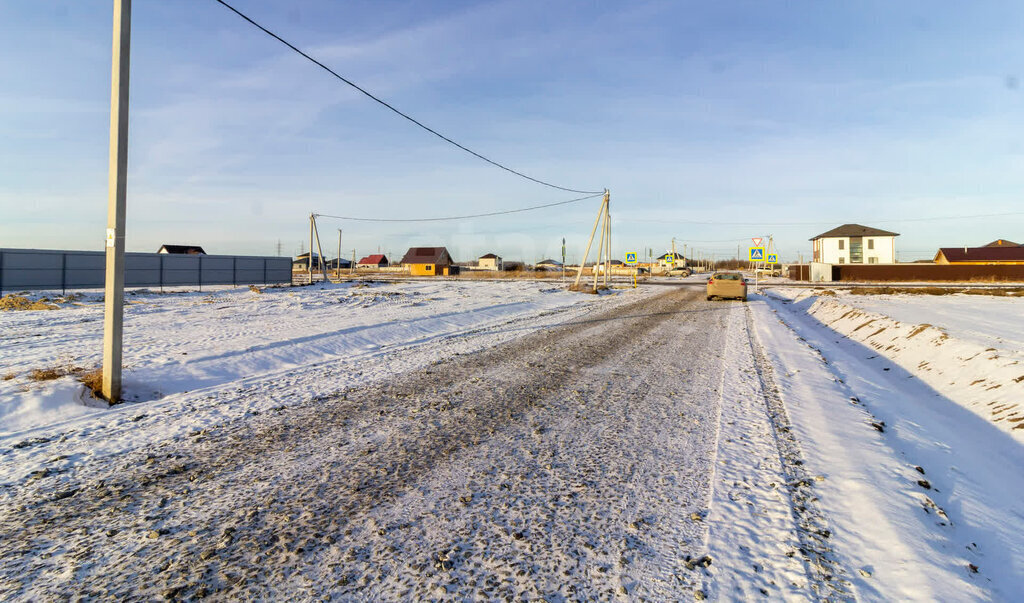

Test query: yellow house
[401,246,456,276]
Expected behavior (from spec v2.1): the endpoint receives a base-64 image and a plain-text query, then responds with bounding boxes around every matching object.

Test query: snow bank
[771,289,1024,442]
[749,294,1024,599]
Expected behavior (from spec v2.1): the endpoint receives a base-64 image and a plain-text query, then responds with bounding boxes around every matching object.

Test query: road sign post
[749,246,764,295]
[625,252,638,288]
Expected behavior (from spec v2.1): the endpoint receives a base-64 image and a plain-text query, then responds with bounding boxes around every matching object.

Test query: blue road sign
[625,252,637,265]
[749,247,765,261]
[766,253,778,263]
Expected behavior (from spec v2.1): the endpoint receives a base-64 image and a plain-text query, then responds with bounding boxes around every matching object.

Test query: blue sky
[2,1,1024,262]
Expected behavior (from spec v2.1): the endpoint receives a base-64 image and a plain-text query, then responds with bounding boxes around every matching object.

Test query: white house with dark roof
[810,224,899,264]
[478,253,502,271]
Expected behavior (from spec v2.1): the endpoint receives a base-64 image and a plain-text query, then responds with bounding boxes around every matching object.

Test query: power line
[622,210,1024,227]
[211,0,602,195]
[315,192,604,222]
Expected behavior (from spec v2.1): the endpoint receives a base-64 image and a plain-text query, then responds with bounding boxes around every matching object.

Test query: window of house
[868,239,874,250]
[838,240,845,250]
[838,257,845,264]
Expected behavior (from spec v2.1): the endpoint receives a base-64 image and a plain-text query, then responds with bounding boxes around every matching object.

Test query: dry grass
[3,372,16,381]
[0,295,59,311]
[24,363,107,400]
[249,284,263,294]
[456,270,576,280]
[849,286,1024,297]
[28,367,67,381]
[79,368,104,399]
[567,284,609,294]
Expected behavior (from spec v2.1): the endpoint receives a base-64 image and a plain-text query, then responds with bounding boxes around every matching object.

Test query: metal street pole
[102,0,131,403]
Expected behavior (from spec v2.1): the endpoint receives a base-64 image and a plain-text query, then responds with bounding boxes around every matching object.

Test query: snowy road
[1,284,1019,600]
[0,287,750,599]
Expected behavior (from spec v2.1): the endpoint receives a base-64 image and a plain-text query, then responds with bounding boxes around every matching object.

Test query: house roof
[479,253,500,259]
[158,244,206,255]
[536,259,562,265]
[657,253,682,260]
[358,254,388,265]
[936,247,1024,262]
[984,239,1020,247]
[400,246,453,265]
[810,224,899,240]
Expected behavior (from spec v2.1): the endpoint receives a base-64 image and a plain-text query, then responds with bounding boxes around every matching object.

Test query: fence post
[160,254,164,293]
[232,256,237,287]
[198,255,202,292]
[0,250,4,297]
[263,258,267,285]
[61,252,67,296]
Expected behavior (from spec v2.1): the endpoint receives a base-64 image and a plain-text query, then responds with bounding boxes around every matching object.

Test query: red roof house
[356,254,389,268]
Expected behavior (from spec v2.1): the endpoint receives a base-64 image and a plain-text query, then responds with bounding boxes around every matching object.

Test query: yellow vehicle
[706,272,748,301]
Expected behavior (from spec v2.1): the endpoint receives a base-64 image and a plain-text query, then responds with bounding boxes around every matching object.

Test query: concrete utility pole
[102,0,131,403]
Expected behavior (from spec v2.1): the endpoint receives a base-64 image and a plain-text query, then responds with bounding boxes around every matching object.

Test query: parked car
[706,272,747,301]
[667,266,691,277]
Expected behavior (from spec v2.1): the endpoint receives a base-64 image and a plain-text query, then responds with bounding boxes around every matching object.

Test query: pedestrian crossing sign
[749,247,765,261]
[665,253,675,263]
[766,253,778,263]
[625,252,637,265]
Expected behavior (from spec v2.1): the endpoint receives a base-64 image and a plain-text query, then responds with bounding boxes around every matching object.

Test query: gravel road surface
[0,286,836,600]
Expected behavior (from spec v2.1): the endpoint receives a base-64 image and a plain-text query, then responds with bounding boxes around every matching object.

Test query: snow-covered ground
[1,281,1021,599]
[740,289,1024,599]
[815,288,1024,353]
[764,288,1024,441]
[0,281,652,484]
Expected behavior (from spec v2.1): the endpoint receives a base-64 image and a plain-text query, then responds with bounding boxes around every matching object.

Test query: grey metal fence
[0,248,292,295]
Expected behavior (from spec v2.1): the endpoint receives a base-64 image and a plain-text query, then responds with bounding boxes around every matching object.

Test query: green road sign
[749,247,765,261]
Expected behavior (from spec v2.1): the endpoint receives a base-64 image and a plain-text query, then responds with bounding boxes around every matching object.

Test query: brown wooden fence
[788,263,1024,282]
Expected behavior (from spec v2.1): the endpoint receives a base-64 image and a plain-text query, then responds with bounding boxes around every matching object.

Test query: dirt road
[0,287,839,600]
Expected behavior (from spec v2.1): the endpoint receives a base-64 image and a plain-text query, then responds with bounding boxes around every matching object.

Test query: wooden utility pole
[603,199,611,287]
[307,214,314,282]
[592,197,606,291]
[102,0,131,403]
[311,215,329,282]
[572,191,609,290]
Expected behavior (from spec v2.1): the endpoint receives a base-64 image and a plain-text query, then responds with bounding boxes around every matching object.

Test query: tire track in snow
[744,304,857,601]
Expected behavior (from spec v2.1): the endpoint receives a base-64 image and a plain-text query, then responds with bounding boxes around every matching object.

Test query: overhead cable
[622,210,1024,227]
[212,0,602,195]
[315,192,604,222]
